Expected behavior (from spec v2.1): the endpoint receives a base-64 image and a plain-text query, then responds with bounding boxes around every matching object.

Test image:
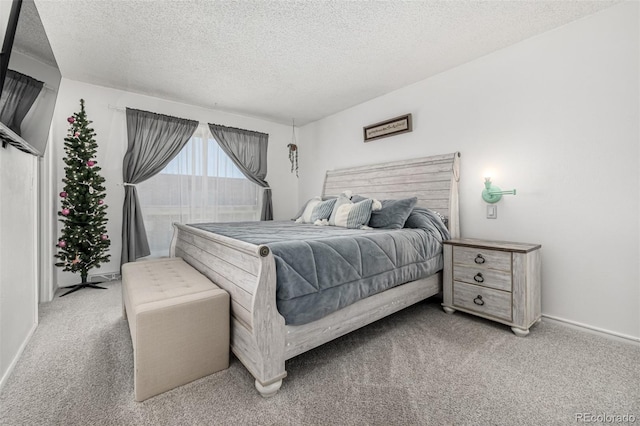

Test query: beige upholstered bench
[122,257,229,402]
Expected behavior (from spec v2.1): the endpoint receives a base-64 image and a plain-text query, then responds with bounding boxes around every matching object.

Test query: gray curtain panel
[0,69,44,135]
[208,123,273,220]
[121,108,198,264]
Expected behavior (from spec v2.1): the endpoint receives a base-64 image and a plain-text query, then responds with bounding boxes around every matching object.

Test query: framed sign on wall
[363,114,412,142]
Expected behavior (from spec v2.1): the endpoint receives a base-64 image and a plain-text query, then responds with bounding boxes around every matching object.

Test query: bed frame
[170,152,460,397]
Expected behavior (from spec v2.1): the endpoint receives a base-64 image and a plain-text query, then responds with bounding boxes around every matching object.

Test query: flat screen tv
[0,0,61,156]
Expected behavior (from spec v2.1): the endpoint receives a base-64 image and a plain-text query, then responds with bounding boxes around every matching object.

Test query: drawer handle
[473,295,485,306]
[474,254,486,264]
[474,273,484,283]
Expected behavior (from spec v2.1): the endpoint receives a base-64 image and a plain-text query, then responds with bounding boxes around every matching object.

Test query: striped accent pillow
[310,198,337,222]
[329,195,374,229]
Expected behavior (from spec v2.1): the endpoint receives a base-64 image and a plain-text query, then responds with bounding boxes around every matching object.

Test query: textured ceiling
[33,0,618,125]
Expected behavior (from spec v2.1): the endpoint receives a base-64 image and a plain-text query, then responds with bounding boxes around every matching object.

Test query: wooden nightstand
[442,238,542,336]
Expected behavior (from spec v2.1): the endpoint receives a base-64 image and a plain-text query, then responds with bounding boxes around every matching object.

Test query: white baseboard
[542,314,640,344]
[0,322,38,391]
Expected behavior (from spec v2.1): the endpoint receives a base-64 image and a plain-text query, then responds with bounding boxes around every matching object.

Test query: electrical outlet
[486,204,497,219]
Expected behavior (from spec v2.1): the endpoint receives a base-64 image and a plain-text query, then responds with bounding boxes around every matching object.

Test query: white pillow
[295,197,322,223]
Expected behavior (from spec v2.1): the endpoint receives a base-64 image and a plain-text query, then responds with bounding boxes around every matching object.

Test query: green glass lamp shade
[482,184,503,203]
[482,178,516,203]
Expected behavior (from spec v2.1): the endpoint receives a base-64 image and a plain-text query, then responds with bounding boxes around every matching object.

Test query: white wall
[0,145,38,388]
[299,2,639,339]
[50,79,298,288]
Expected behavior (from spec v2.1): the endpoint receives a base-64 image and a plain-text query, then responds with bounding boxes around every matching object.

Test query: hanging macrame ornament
[287,143,298,177]
[287,119,299,178]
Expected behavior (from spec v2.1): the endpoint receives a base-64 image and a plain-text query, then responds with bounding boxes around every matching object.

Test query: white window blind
[137,125,260,257]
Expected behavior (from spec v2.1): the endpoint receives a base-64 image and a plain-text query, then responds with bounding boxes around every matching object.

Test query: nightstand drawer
[453,246,511,272]
[453,281,512,322]
[453,265,512,292]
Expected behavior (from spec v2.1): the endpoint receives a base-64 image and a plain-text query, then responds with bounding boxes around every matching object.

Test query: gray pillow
[353,196,418,229]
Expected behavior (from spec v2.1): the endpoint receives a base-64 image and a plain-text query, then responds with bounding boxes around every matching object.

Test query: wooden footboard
[170,223,287,396]
[284,273,441,359]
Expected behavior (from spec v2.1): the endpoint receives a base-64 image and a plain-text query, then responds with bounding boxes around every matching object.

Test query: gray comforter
[190,208,450,325]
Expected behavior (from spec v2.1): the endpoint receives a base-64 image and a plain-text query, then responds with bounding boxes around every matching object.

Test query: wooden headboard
[321,152,460,238]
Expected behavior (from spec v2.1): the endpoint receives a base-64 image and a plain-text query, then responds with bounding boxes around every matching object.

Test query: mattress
[190,207,450,325]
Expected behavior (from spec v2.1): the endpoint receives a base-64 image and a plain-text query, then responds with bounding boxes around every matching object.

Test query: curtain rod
[109,105,197,126]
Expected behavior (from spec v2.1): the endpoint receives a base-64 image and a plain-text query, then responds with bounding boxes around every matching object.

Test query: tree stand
[59,272,106,297]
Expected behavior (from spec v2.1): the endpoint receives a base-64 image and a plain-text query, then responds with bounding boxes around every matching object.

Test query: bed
[170,152,461,396]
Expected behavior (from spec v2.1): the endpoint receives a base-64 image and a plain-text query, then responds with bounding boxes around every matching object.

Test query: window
[137,125,260,257]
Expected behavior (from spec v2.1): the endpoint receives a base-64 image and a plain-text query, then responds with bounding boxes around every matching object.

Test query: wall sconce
[482,177,516,203]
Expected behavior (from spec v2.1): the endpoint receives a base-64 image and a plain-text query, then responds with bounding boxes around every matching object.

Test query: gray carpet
[1,281,638,425]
